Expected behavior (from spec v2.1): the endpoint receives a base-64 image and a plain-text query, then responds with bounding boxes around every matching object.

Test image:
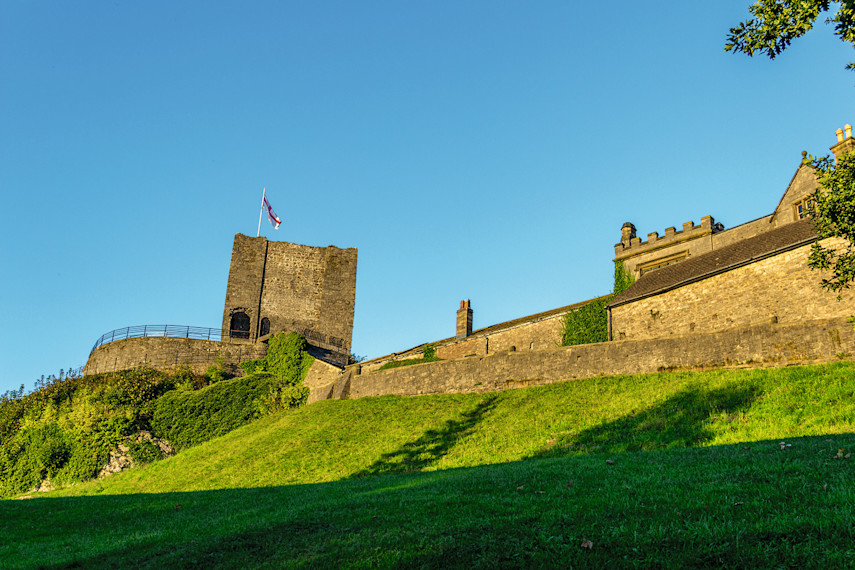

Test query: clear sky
[1,1,852,394]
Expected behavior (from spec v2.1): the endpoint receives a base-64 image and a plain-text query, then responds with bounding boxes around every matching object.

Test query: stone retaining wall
[83,337,267,376]
[308,317,855,401]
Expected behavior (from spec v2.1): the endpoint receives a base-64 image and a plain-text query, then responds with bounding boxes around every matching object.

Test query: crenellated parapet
[615,216,724,279]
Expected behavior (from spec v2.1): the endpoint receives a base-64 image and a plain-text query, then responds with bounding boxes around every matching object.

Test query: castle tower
[221,233,357,366]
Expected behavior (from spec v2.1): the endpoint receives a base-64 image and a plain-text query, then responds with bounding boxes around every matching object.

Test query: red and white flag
[263,195,281,229]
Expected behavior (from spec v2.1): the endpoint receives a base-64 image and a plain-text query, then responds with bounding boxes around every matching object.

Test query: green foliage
[153,333,313,451]
[240,358,267,375]
[0,368,178,498]
[204,357,232,384]
[151,372,309,450]
[422,344,437,360]
[378,345,442,370]
[807,151,855,296]
[726,0,855,70]
[561,296,611,346]
[613,260,634,295]
[127,439,163,466]
[265,332,314,384]
[561,262,634,346]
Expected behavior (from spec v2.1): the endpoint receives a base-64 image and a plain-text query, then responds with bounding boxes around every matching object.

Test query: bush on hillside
[151,332,312,450]
[0,333,313,497]
[0,368,178,498]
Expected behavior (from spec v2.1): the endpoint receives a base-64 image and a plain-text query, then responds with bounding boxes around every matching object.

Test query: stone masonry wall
[309,317,855,401]
[84,337,267,376]
[221,234,357,365]
[359,303,586,372]
[611,238,855,341]
[221,234,268,341]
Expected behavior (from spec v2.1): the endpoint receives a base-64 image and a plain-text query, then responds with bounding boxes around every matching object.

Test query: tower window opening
[230,312,250,339]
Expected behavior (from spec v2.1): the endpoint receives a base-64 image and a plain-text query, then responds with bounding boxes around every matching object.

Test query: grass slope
[3,362,855,567]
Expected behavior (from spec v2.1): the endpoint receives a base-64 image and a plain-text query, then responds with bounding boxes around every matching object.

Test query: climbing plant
[561,262,634,346]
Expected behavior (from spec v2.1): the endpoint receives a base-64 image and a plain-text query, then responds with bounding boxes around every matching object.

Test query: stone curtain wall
[611,238,855,341]
[84,337,267,376]
[309,317,855,401]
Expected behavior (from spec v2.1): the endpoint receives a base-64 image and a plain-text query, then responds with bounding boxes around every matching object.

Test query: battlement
[614,215,723,261]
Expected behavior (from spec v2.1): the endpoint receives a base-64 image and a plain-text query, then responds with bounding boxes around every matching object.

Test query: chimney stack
[456,299,473,338]
[831,124,854,163]
[620,222,637,247]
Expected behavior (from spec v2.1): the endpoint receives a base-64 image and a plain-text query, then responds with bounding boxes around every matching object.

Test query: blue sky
[1,1,852,394]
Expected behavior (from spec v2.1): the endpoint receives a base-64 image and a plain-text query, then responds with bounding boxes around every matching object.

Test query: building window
[229,312,250,339]
[259,317,270,336]
[794,197,815,219]
[638,252,688,276]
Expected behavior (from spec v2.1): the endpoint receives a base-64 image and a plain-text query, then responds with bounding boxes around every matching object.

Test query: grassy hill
[3,361,855,567]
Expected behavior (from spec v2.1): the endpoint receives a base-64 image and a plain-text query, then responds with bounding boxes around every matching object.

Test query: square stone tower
[221,233,357,366]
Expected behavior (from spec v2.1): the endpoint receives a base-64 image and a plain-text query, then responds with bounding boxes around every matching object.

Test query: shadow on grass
[536,382,761,457]
[9,432,855,569]
[352,395,499,477]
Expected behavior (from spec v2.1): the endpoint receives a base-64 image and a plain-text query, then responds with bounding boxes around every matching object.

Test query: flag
[263,195,281,229]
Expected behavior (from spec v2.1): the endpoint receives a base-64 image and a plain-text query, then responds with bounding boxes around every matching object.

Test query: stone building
[222,234,357,366]
[607,124,855,341]
[359,124,855,372]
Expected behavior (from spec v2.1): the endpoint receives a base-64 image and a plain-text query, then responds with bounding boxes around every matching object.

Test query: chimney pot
[831,123,855,163]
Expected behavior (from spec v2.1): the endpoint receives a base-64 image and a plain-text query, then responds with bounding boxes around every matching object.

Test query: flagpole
[257,187,266,237]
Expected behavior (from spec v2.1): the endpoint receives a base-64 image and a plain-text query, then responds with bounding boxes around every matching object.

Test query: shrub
[153,332,313,450]
[240,359,267,375]
[205,357,232,384]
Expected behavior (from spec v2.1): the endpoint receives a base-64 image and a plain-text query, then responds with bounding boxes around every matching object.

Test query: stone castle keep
[84,235,357,374]
[86,124,855,404]
[221,234,357,366]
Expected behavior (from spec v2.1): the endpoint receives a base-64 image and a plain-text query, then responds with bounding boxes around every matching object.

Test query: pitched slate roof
[607,218,819,308]
[359,295,611,366]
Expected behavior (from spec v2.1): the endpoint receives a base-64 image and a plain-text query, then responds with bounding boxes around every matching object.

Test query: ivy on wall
[561,262,634,347]
[378,344,442,370]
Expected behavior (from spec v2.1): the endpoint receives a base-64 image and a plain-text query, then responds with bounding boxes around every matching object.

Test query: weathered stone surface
[612,238,855,341]
[221,234,357,365]
[317,317,855,401]
[98,431,174,478]
[84,337,266,376]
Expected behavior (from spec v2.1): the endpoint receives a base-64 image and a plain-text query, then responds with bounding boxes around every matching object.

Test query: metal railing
[89,325,223,355]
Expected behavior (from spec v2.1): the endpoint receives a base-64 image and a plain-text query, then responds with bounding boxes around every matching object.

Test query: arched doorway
[229,311,250,339]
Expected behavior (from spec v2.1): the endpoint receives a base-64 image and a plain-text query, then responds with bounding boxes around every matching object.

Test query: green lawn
[3,361,855,567]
